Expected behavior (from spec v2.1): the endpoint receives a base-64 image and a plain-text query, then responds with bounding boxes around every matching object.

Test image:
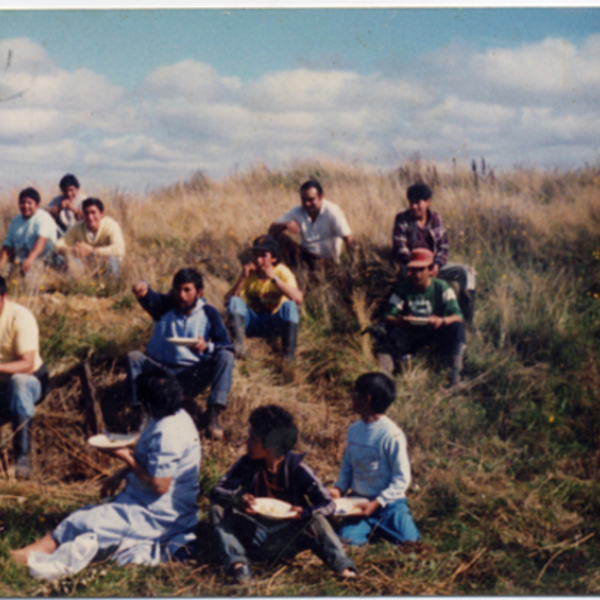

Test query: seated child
[330,372,420,545]
[209,404,356,584]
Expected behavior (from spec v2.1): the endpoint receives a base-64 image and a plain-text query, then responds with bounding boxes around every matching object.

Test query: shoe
[231,563,254,585]
[206,405,224,440]
[281,321,298,383]
[376,353,395,375]
[228,314,248,359]
[13,415,32,480]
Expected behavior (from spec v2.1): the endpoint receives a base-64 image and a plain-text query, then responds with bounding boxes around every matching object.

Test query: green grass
[2,161,600,595]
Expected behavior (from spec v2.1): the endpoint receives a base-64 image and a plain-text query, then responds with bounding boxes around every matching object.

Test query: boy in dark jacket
[210,404,356,584]
[127,268,234,439]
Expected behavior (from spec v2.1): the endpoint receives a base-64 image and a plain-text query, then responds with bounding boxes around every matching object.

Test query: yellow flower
[549,415,555,423]
[594,293,599,299]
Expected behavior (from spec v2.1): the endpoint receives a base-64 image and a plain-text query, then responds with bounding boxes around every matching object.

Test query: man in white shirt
[268,179,354,269]
[46,173,84,234]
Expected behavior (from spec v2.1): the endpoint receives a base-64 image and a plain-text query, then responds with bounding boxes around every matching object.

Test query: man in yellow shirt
[54,198,125,275]
[0,276,49,479]
[224,236,303,378]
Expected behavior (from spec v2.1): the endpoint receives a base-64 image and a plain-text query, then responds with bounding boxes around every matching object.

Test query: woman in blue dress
[12,367,201,566]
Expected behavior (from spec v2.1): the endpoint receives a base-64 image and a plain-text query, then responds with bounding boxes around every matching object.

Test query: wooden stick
[535,532,595,585]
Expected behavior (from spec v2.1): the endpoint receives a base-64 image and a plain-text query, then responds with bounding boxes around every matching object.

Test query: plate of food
[252,498,297,520]
[334,497,368,517]
[167,337,200,347]
[88,432,139,449]
[404,316,431,326]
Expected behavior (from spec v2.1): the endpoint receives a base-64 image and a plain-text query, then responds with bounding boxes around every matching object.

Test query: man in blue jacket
[127,268,234,440]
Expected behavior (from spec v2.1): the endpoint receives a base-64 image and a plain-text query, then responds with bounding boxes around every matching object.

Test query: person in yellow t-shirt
[0,276,49,479]
[225,236,303,376]
[54,198,125,276]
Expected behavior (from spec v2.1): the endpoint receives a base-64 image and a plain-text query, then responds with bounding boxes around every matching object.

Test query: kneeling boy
[330,372,420,545]
[210,404,356,584]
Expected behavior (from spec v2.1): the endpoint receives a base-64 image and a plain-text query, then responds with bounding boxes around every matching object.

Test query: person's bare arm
[101,447,172,495]
[429,314,462,329]
[263,263,303,305]
[21,237,49,273]
[0,350,36,376]
[268,221,300,236]
[224,263,255,302]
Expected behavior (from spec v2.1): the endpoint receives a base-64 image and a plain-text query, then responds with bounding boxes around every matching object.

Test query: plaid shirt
[392,209,449,267]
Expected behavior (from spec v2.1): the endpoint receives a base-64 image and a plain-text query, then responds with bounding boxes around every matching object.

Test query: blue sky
[0,8,599,190]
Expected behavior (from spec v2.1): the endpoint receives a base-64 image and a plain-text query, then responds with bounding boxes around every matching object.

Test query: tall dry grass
[1,158,600,595]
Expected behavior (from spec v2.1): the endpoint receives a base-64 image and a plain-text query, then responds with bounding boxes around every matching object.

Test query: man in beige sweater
[54,198,125,275]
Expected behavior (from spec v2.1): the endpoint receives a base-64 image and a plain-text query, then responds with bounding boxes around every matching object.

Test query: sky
[0,8,599,191]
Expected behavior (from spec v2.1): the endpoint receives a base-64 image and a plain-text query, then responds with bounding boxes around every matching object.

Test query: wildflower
[549,415,555,423]
[594,293,599,299]
[502,274,507,279]
[223,264,228,269]
[476,249,482,254]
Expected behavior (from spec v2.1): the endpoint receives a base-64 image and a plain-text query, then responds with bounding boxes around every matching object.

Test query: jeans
[209,504,356,574]
[336,498,420,546]
[226,297,299,338]
[126,348,234,408]
[0,373,45,423]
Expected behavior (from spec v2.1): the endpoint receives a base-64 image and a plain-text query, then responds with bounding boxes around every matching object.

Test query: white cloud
[0,34,599,190]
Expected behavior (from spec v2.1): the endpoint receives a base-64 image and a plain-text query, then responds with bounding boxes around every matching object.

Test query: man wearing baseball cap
[375,248,466,384]
[392,183,476,325]
[224,235,303,381]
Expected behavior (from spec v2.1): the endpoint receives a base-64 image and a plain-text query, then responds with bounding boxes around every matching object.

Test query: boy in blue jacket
[210,404,356,584]
[330,372,420,546]
[127,268,234,439]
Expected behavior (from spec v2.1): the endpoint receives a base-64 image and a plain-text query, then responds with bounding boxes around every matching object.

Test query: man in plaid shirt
[392,183,476,324]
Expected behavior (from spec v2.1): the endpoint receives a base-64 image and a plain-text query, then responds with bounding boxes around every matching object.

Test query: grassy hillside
[1,159,600,596]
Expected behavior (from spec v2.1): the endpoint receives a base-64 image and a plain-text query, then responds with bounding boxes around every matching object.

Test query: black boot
[206,405,224,441]
[281,322,298,383]
[228,314,248,359]
[460,290,476,327]
[13,415,32,480]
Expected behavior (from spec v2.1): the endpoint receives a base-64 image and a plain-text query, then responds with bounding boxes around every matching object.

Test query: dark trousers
[126,348,234,409]
[209,504,356,574]
[377,321,466,366]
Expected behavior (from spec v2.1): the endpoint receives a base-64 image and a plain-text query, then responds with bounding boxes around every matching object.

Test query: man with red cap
[375,248,466,384]
[392,183,476,325]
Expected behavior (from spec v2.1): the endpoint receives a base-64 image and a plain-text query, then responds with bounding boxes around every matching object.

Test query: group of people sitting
[3,174,477,582]
[12,369,419,584]
[0,174,125,278]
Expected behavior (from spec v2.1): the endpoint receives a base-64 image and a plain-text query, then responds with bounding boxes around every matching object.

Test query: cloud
[0,34,599,190]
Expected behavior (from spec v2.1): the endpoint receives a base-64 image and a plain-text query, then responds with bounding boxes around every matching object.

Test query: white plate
[88,433,138,449]
[167,337,199,347]
[405,316,430,326]
[334,497,368,517]
[252,498,296,520]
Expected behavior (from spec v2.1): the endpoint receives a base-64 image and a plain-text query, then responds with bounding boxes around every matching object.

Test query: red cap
[407,248,434,268]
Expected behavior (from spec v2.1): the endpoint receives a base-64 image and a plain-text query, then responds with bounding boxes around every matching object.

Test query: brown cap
[407,248,434,268]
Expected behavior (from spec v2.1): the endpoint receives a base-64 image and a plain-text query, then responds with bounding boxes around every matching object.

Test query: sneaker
[231,563,254,585]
